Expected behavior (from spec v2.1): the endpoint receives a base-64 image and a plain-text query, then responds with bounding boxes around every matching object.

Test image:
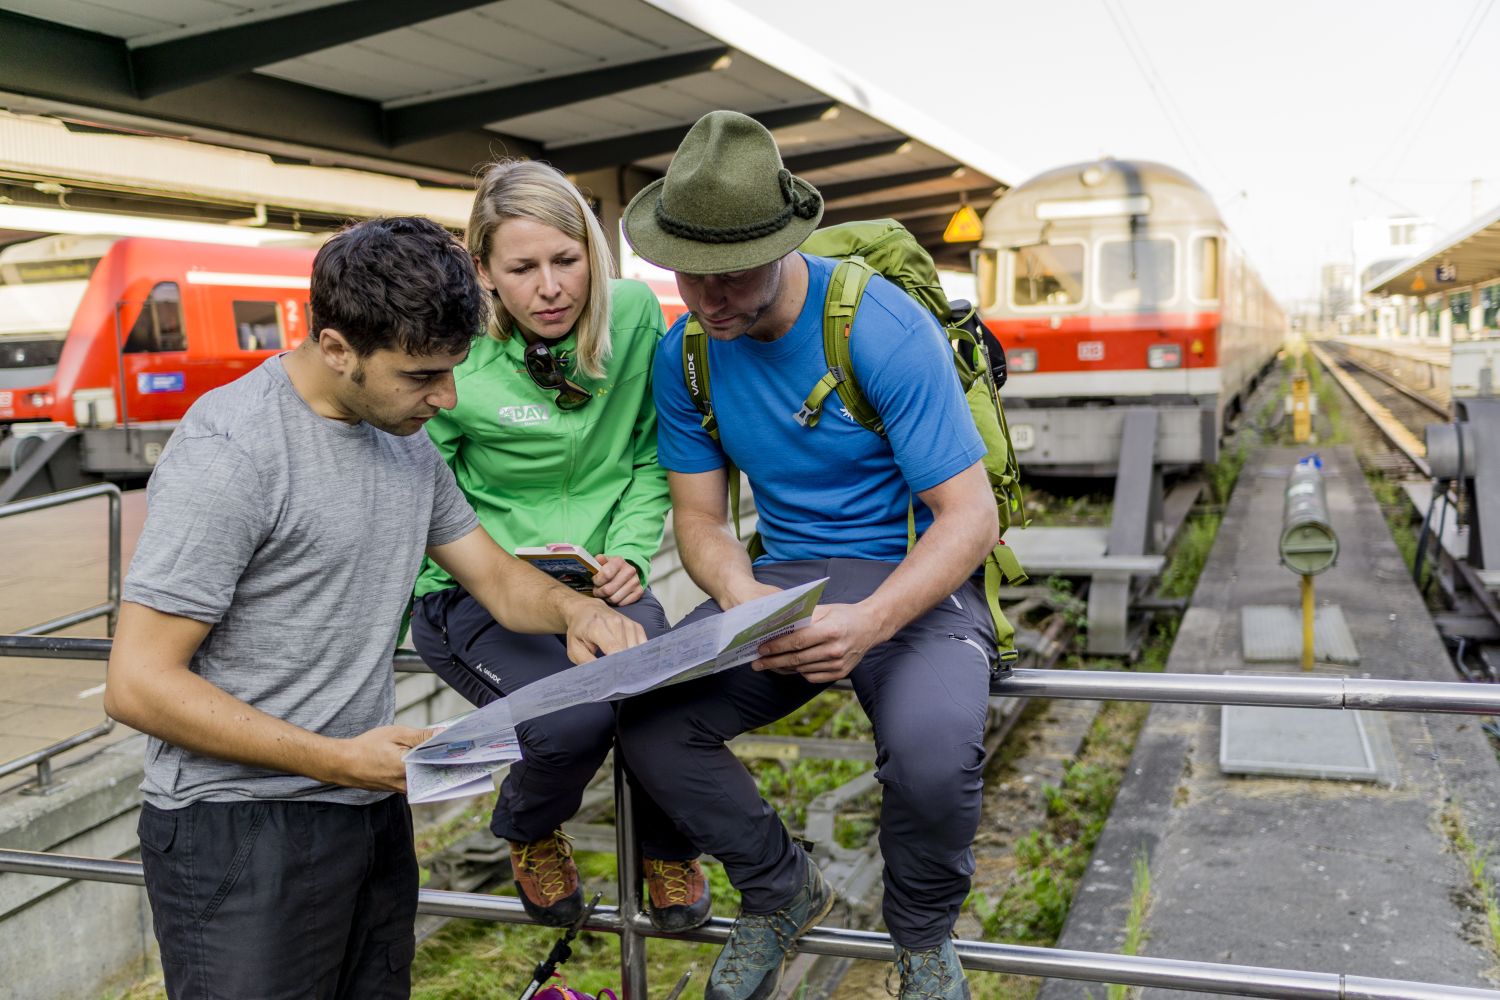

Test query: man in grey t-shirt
[104,217,644,1000]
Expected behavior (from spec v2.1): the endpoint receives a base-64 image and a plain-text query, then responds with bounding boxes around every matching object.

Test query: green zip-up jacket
[414,278,669,597]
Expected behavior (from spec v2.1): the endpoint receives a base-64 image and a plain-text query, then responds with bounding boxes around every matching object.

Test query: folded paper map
[405,578,827,802]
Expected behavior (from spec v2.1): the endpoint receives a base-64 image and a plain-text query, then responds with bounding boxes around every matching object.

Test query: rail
[1308,342,1432,475]
[1,483,121,636]
[0,484,122,793]
[5,633,1500,996]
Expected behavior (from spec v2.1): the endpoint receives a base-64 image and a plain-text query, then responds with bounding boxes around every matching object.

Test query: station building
[1362,201,1500,342]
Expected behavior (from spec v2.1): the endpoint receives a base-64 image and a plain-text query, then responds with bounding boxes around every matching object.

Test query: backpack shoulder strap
[682,315,749,539]
[682,316,718,441]
[797,258,884,435]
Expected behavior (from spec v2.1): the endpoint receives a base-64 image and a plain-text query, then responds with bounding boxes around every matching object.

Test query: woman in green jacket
[410,160,708,932]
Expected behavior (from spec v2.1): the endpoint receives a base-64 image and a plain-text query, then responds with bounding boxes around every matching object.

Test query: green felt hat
[622,110,824,275]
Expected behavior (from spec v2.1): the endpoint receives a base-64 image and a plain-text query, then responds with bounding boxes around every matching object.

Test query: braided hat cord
[654,169,820,245]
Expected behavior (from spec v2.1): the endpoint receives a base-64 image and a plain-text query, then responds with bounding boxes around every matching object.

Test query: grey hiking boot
[888,940,971,999]
[706,854,834,1000]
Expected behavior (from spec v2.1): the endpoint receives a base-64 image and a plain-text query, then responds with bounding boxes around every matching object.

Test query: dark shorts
[139,795,418,1000]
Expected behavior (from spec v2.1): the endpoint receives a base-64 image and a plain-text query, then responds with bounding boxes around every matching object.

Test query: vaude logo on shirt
[497,404,551,426]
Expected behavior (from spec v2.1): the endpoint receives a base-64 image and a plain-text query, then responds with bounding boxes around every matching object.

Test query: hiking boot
[509,830,583,927]
[643,857,713,932]
[887,940,971,1000]
[706,854,834,1000]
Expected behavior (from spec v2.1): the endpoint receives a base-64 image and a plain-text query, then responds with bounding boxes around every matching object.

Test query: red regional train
[0,234,687,443]
[974,159,1284,474]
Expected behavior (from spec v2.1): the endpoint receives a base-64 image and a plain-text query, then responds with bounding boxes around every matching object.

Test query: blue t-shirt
[653,253,986,563]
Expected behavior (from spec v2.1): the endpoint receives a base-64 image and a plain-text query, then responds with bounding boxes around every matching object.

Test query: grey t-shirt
[123,355,478,808]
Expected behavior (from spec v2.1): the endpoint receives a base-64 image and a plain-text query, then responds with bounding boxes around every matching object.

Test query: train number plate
[1078,341,1105,361]
[1010,423,1036,451]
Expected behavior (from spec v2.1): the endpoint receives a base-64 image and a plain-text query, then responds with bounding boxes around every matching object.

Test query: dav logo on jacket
[497,404,551,426]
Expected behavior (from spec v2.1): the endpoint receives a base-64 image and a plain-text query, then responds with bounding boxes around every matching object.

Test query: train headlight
[1147,344,1182,369]
[26,391,53,407]
[1007,348,1038,373]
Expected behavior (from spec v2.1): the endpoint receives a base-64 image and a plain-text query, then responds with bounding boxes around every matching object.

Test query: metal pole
[7,637,1500,715]
[0,483,124,637]
[613,754,648,1000]
[1301,574,1315,671]
[1,850,1496,1000]
[107,486,120,636]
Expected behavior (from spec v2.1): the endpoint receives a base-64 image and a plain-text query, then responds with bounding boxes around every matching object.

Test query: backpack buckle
[794,403,819,427]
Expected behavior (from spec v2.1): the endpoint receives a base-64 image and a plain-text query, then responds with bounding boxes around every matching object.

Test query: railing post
[24,756,58,796]
[613,754,648,999]
[107,486,121,635]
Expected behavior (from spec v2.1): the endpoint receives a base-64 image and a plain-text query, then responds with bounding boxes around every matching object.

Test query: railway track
[1309,340,1447,476]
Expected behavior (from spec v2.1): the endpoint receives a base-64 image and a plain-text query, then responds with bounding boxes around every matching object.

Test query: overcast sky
[729,0,1500,305]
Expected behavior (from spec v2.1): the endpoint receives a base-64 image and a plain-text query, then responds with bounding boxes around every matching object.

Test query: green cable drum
[1279,458,1338,576]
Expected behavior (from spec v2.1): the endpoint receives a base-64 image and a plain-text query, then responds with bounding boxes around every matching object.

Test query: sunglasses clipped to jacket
[522,341,593,411]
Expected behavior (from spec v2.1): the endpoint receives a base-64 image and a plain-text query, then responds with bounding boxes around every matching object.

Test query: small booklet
[404,578,827,803]
[514,542,602,593]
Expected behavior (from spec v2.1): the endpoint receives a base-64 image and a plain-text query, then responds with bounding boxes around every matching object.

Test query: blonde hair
[467,160,616,378]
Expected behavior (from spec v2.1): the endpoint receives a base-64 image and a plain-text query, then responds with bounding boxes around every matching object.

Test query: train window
[233,300,283,351]
[122,283,185,354]
[1193,236,1220,302]
[1097,238,1176,308]
[1010,243,1084,307]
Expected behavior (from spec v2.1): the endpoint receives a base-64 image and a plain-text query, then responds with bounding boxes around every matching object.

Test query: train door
[115,281,194,424]
[1094,231,1193,398]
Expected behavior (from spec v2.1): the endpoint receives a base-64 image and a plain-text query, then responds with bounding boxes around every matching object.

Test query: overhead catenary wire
[1096,0,1235,196]
[1375,0,1497,176]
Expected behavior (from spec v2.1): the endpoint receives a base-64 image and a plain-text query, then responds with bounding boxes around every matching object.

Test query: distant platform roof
[0,0,1015,266]
[1365,201,1500,296]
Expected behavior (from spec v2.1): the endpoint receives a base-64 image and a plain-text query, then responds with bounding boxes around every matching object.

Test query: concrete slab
[0,705,105,741]
[1038,445,1500,999]
[1241,604,1360,664]
[1220,702,1392,782]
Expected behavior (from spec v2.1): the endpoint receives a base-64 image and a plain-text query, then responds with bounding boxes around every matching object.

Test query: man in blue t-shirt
[618,111,998,1000]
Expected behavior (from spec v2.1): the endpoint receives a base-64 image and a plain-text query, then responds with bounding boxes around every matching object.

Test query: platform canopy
[0,0,1016,266]
[1365,200,1500,297]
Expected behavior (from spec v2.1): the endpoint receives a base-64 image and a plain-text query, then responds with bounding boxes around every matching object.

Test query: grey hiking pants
[615,558,997,948]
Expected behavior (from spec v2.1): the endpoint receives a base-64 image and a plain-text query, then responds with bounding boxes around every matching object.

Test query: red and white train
[975,159,1284,474]
[0,234,687,447]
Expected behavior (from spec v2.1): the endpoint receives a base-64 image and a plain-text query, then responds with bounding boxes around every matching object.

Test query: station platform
[1331,335,1453,369]
[1040,444,1500,998]
[0,490,145,770]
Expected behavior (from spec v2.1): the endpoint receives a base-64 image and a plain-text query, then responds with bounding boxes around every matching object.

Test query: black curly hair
[309,216,484,358]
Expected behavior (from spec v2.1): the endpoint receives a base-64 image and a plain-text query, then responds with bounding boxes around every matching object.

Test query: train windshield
[0,280,89,371]
[1097,237,1176,308]
[1010,243,1084,307]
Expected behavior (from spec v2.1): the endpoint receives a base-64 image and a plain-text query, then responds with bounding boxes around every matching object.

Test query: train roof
[0,234,120,266]
[982,159,1223,244]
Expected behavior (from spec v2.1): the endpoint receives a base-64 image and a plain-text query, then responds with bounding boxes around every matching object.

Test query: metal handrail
[8,635,1500,715]
[0,485,122,793]
[1,483,122,637]
[9,636,1500,994]
[0,847,1494,999]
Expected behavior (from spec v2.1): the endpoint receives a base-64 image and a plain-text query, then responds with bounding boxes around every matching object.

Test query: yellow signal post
[1290,370,1311,443]
[1300,573,1316,671]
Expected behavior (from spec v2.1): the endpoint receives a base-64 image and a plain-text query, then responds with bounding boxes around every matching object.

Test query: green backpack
[680,219,1028,662]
